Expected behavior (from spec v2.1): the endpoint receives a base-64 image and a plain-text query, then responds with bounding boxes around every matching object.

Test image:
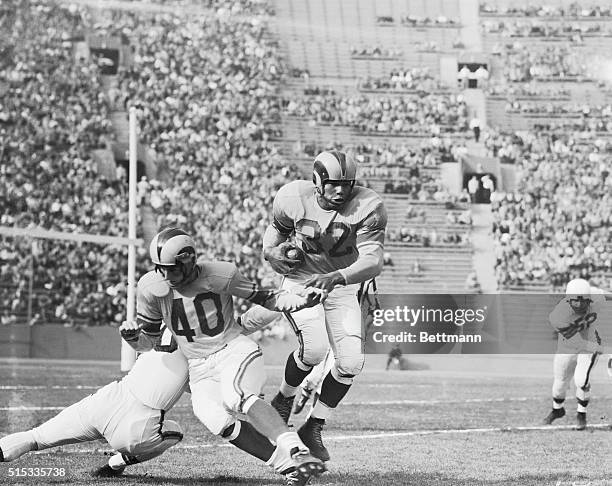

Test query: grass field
[0,354,611,486]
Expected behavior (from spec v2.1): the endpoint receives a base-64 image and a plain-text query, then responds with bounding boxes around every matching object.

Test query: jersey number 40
[171,293,225,342]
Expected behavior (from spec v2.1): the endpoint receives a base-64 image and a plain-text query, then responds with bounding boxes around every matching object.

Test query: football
[285,245,305,262]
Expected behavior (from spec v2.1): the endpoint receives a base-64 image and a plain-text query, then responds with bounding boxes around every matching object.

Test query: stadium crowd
[0,0,138,327]
[482,19,612,39]
[500,44,589,82]
[480,2,612,18]
[359,68,444,93]
[282,93,469,134]
[491,131,612,289]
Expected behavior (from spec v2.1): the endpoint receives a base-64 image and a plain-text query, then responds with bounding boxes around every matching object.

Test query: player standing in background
[0,329,187,475]
[127,228,326,485]
[543,278,607,430]
[263,150,387,461]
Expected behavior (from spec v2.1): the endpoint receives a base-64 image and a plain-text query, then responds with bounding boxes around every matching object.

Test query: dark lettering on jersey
[559,312,597,340]
[295,219,354,257]
[171,293,225,342]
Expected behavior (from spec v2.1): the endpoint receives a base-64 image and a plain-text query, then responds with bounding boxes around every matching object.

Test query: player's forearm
[238,306,280,335]
[338,245,384,285]
[263,225,289,258]
[122,331,157,352]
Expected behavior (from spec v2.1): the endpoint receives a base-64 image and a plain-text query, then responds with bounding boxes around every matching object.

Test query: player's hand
[299,286,328,307]
[303,271,345,293]
[264,242,304,275]
[274,287,327,312]
[119,320,142,342]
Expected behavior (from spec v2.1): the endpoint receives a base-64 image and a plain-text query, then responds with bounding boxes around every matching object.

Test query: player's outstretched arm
[225,263,327,312]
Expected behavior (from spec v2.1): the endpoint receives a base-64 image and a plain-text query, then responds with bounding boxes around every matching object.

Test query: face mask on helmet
[565,278,592,313]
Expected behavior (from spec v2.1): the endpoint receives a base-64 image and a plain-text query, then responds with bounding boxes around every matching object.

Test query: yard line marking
[0,385,100,390]
[4,396,612,411]
[32,423,612,455]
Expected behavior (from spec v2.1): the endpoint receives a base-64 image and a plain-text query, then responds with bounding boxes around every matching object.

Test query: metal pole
[121,107,139,372]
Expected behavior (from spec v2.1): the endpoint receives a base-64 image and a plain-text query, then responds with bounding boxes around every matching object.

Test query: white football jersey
[122,348,189,411]
[272,180,387,279]
[137,261,277,359]
[549,289,605,353]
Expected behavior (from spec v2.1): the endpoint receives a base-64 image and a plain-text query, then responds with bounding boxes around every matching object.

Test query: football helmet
[312,150,357,207]
[149,228,197,287]
[565,278,591,313]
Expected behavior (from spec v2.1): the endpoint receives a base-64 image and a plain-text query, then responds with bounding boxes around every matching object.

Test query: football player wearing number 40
[126,227,327,486]
[543,278,610,431]
[263,150,388,462]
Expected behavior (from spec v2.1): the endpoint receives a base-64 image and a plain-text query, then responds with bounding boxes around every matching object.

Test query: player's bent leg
[218,336,324,477]
[278,309,328,392]
[94,419,182,478]
[545,353,576,424]
[191,380,237,437]
[1,397,102,462]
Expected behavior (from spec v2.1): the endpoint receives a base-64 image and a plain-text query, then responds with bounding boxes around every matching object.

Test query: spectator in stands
[470,116,481,142]
[468,175,479,203]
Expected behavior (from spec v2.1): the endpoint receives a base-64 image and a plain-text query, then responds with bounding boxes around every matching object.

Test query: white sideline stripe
[5,396,612,411]
[33,423,612,455]
[0,385,100,390]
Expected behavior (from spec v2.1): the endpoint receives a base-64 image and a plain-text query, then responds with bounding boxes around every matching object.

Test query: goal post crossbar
[0,225,143,247]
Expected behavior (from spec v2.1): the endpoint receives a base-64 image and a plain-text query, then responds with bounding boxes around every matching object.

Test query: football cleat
[293,386,314,415]
[576,412,587,431]
[286,450,327,486]
[272,392,294,424]
[298,417,330,462]
[91,464,125,478]
[543,408,565,425]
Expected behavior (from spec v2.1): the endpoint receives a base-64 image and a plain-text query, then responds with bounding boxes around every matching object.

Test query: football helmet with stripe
[149,228,197,288]
[312,150,357,209]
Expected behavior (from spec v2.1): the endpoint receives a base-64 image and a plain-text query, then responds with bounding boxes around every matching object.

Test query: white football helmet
[149,228,197,287]
[565,278,592,313]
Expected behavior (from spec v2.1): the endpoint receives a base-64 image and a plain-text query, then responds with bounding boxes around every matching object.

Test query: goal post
[122,106,140,372]
[0,107,143,371]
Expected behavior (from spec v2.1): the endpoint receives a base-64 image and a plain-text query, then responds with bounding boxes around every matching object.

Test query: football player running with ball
[543,278,608,430]
[127,227,327,485]
[263,150,387,461]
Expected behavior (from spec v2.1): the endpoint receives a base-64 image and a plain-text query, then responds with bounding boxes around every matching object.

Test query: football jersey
[272,180,387,279]
[122,348,188,411]
[137,261,268,359]
[549,291,605,353]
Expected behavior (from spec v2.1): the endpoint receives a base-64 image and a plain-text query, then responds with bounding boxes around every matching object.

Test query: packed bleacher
[0,0,142,327]
[491,131,612,290]
[500,44,589,82]
[281,93,469,135]
[480,2,612,18]
[358,68,445,93]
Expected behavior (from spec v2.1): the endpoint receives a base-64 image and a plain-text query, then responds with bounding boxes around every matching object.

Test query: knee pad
[192,400,235,437]
[335,353,365,379]
[299,345,328,368]
[223,393,259,417]
[161,419,184,444]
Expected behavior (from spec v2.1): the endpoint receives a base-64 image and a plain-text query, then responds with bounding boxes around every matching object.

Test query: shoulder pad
[277,180,312,199]
[138,271,171,298]
[199,261,238,280]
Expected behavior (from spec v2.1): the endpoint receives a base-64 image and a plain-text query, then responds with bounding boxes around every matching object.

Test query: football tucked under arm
[264,241,305,275]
